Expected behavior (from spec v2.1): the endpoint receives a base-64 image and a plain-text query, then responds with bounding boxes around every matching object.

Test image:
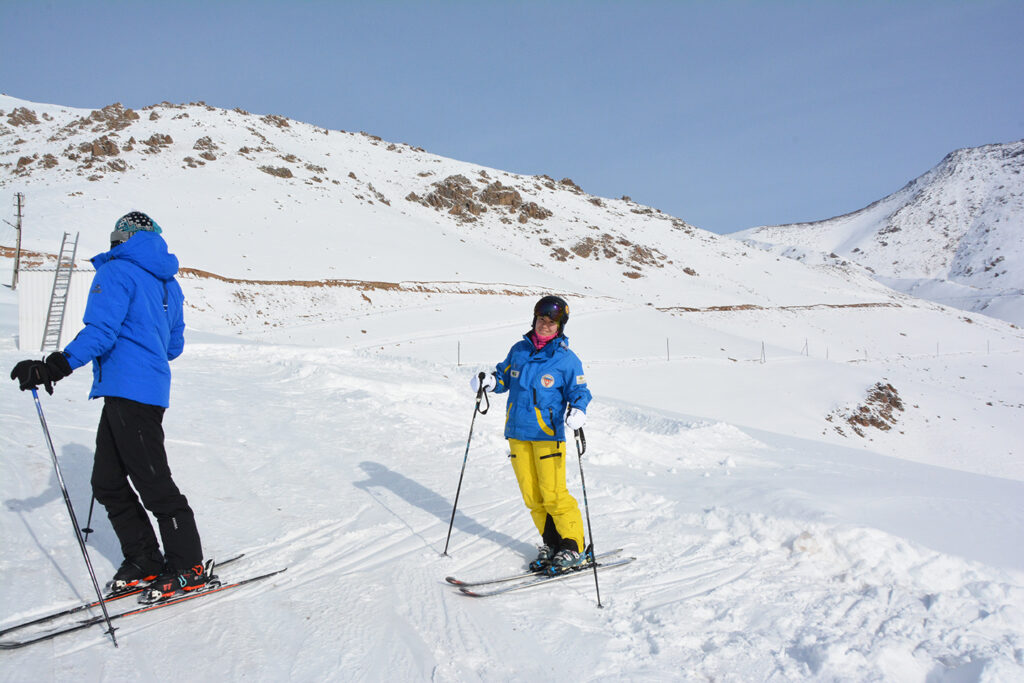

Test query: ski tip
[211,552,245,567]
[458,588,483,597]
[444,577,467,586]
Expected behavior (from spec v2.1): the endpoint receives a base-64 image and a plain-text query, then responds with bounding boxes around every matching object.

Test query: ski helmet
[533,295,570,333]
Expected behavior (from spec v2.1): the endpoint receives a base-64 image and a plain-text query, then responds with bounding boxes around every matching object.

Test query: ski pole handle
[475,372,490,415]
[574,427,586,457]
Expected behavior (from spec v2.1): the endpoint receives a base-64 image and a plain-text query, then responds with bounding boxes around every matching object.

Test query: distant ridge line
[0,246,550,296]
[658,302,901,313]
[177,267,546,296]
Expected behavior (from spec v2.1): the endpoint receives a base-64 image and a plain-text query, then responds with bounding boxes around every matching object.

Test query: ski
[0,565,284,650]
[0,553,246,639]
[445,548,624,588]
[457,556,635,598]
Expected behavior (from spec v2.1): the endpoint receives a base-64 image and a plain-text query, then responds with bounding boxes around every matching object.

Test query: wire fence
[451,335,1024,369]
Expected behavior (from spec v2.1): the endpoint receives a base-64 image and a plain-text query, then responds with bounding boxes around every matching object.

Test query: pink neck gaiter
[531,331,557,350]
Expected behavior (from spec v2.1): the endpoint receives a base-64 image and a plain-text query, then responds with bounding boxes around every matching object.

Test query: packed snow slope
[732,140,1024,326]
[1,95,1024,681]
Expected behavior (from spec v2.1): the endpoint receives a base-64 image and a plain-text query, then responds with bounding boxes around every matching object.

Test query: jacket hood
[91,231,179,280]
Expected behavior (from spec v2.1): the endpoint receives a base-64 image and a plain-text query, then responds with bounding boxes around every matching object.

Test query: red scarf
[530,331,557,350]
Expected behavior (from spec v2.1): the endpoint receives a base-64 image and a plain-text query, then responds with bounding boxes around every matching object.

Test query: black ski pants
[91,396,202,571]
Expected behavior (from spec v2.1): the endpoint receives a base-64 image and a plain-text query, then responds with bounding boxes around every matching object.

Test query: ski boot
[106,552,165,594]
[546,543,593,575]
[528,545,554,572]
[139,560,216,604]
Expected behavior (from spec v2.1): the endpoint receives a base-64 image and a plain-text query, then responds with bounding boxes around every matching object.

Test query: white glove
[565,407,587,430]
[470,372,497,393]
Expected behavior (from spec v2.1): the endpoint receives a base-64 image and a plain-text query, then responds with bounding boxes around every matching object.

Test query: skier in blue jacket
[471,295,592,572]
[10,211,208,602]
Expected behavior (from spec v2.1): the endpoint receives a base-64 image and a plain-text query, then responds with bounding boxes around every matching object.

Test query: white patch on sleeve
[576,375,586,384]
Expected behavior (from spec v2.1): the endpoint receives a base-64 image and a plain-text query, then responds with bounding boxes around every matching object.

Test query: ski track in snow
[0,265,1021,683]
[3,333,1022,681]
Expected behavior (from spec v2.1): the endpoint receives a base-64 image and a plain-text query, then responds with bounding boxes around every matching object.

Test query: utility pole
[4,193,24,289]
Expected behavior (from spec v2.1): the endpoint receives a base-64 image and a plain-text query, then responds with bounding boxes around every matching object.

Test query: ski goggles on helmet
[534,296,569,325]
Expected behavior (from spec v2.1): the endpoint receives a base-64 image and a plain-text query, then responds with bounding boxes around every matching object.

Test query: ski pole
[82,495,96,541]
[443,372,490,556]
[574,427,603,608]
[30,388,118,647]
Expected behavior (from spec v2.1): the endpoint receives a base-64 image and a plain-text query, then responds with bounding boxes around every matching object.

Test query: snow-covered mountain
[1,93,899,309]
[733,140,1024,325]
[2,95,1023,680]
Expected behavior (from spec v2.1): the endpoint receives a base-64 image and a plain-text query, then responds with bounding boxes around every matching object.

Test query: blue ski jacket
[492,332,592,442]
[63,231,185,408]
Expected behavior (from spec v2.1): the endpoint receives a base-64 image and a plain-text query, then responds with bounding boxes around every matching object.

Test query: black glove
[10,352,73,395]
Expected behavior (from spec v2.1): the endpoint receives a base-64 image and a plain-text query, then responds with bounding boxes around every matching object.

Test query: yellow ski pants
[508,438,584,553]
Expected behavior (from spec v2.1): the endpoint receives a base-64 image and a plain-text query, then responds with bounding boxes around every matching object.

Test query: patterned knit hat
[115,211,162,234]
[111,211,161,245]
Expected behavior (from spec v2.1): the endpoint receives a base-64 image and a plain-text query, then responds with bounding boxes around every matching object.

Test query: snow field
[3,286,1023,680]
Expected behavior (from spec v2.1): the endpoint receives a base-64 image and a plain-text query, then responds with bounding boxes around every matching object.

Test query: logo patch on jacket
[541,374,555,388]
[576,375,586,384]
[92,285,102,293]
[511,370,519,378]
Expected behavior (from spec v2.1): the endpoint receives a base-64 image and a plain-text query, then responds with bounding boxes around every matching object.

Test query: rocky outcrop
[560,233,668,273]
[259,165,293,178]
[6,107,40,127]
[827,382,905,437]
[410,174,553,224]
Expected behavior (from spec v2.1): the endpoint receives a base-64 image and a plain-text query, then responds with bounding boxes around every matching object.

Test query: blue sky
[2,1,1022,234]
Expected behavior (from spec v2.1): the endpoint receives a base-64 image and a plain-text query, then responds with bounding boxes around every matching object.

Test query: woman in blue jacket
[10,211,208,603]
[472,295,592,572]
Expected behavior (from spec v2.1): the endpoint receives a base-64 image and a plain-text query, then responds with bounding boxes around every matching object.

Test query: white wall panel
[18,268,95,352]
